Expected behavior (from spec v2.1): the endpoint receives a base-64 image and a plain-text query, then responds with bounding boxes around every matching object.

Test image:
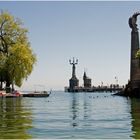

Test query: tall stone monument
[129,12,140,94]
[69,57,79,92]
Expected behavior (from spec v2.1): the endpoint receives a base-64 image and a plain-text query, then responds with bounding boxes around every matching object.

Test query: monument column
[129,12,140,89]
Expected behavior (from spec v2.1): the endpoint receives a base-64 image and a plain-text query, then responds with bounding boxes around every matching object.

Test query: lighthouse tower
[83,71,92,88]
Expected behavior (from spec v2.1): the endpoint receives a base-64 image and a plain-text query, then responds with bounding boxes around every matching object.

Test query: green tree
[136,49,140,58]
[0,11,36,92]
[136,49,140,67]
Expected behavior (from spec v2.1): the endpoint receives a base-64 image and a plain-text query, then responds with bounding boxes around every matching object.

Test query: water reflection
[130,98,140,139]
[70,93,91,128]
[83,93,91,120]
[0,98,33,139]
[70,93,79,127]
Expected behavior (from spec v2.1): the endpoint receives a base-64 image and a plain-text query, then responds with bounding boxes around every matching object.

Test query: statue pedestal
[69,77,79,92]
[129,28,140,96]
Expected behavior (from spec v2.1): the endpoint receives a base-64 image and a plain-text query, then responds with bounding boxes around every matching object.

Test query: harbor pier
[65,86,123,93]
[66,57,123,93]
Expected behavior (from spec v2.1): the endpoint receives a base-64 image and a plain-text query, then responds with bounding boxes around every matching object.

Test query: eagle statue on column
[129,12,140,31]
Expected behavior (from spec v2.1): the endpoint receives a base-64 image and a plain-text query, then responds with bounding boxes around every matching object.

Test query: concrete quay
[65,86,123,93]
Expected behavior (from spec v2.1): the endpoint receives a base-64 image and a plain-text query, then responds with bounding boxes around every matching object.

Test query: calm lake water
[0,91,140,139]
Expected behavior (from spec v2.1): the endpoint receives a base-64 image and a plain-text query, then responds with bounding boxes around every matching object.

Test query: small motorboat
[22,91,49,97]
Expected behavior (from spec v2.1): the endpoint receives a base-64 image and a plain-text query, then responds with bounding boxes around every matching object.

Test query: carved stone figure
[69,57,78,78]
[129,12,140,32]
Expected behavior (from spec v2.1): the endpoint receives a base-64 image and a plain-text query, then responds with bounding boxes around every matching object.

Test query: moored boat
[22,91,49,97]
[0,90,50,98]
[0,90,22,98]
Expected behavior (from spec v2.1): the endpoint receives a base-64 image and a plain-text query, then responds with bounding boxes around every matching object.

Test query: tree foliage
[7,43,36,87]
[136,49,140,58]
[0,11,36,90]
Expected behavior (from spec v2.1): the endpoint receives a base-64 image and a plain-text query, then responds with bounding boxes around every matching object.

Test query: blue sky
[0,1,139,91]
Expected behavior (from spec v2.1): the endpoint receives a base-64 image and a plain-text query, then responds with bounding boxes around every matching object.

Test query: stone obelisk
[129,12,140,92]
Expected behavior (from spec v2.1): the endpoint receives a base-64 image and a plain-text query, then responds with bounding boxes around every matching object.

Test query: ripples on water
[0,91,140,139]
